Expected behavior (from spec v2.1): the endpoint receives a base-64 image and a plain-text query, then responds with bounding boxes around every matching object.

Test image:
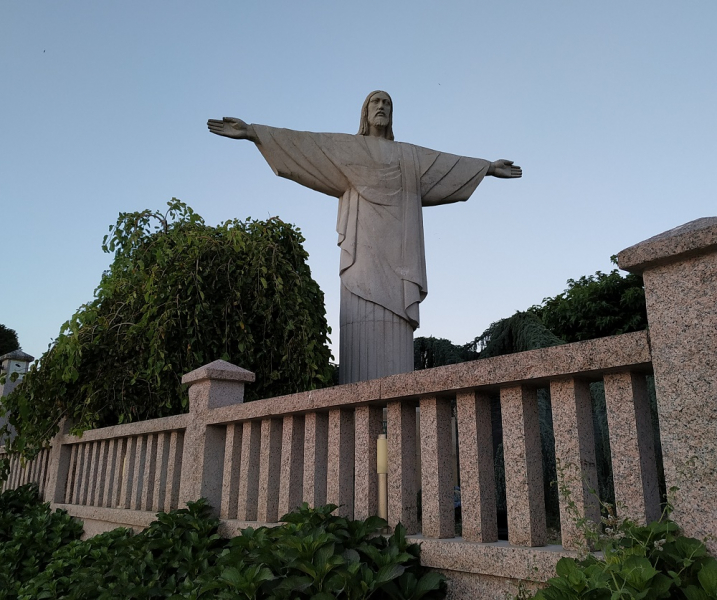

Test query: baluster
[141,434,158,510]
[456,390,498,542]
[353,405,382,521]
[152,432,170,512]
[387,400,418,534]
[237,421,262,521]
[550,378,601,549]
[604,371,660,524]
[420,396,455,538]
[303,412,328,507]
[278,415,304,519]
[327,408,355,519]
[164,431,184,512]
[500,385,547,546]
[257,418,283,522]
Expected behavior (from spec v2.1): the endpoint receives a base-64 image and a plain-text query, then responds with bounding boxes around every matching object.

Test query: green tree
[0,324,20,356]
[529,261,647,343]
[0,200,333,460]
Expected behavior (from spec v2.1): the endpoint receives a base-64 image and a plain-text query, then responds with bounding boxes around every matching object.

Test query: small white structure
[0,350,34,442]
[0,349,34,398]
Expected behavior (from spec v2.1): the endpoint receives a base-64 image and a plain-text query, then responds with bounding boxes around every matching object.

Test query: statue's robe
[253,125,490,383]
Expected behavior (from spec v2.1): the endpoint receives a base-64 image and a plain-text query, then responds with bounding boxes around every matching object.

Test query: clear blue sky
[1,1,715,364]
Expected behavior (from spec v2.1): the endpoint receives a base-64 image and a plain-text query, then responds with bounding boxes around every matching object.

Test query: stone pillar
[456,390,498,542]
[179,360,255,517]
[387,400,418,534]
[44,418,73,505]
[500,385,546,547]
[420,396,455,538]
[550,378,601,549]
[618,217,717,552]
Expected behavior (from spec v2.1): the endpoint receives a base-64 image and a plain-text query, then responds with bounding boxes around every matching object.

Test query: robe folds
[253,125,490,382]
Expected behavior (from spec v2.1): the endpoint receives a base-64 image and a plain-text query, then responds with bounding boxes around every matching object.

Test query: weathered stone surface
[420,396,454,538]
[500,385,546,547]
[327,409,355,518]
[456,390,497,542]
[620,219,717,551]
[278,415,304,518]
[387,400,418,533]
[353,405,382,521]
[604,372,660,524]
[550,378,600,549]
[617,217,717,272]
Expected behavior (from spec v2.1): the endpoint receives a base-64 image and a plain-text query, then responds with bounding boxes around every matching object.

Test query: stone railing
[2,217,716,600]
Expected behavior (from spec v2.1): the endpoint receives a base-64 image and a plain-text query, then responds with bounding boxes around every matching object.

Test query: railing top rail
[207,330,652,426]
[60,413,190,445]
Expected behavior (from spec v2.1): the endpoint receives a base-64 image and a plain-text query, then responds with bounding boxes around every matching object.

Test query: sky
[1,1,715,365]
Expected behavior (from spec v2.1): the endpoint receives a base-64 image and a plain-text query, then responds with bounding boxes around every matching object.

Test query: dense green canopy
[0,325,20,357]
[0,200,333,459]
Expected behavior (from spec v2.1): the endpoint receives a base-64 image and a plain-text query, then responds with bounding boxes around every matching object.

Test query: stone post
[179,360,255,516]
[44,418,73,505]
[618,217,717,552]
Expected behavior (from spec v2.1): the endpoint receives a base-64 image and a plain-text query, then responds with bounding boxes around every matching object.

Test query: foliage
[0,484,84,599]
[0,199,333,461]
[413,336,476,370]
[529,262,647,343]
[466,311,564,359]
[0,486,445,600]
[0,324,20,357]
[526,500,717,600]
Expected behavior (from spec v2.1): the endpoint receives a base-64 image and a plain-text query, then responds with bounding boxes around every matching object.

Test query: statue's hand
[488,159,522,178]
[207,117,256,141]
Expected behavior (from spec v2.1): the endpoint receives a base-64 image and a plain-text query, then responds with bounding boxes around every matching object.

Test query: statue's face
[367,92,392,129]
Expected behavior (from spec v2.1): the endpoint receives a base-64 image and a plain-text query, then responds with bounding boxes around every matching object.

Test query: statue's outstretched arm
[207,117,258,142]
[487,159,522,178]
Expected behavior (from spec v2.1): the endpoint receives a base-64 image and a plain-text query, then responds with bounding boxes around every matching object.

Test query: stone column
[618,217,717,552]
[44,418,73,505]
[179,360,255,517]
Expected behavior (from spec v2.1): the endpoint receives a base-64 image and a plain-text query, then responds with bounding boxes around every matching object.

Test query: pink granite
[617,217,717,272]
[500,385,547,547]
[353,405,382,521]
[220,423,243,519]
[387,400,418,533]
[236,420,262,520]
[619,221,717,551]
[181,359,255,387]
[550,378,600,549]
[151,432,170,512]
[278,414,304,518]
[303,411,328,507]
[420,396,455,538]
[179,363,250,517]
[603,371,660,524]
[44,419,73,504]
[456,390,498,542]
[257,418,283,522]
[60,414,190,445]
[327,408,355,519]
[119,436,137,509]
[164,430,183,511]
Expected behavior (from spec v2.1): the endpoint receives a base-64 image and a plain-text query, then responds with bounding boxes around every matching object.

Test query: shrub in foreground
[1,484,445,599]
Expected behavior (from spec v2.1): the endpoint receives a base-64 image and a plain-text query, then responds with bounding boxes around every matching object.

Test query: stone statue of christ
[208,91,521,384]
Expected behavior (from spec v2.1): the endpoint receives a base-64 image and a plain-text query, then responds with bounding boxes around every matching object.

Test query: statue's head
[358,90,394,140]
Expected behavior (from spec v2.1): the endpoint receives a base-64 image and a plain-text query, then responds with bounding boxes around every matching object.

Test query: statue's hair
[358,90,394,140]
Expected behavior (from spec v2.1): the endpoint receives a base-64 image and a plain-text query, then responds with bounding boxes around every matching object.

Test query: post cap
[181,359,256,385]
[617,217,717,273]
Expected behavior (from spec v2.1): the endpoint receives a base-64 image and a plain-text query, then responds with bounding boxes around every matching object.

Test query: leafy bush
[0,484,84,599]
[0,200,333,463]
[0,484,444,600]
[525,497,717,600]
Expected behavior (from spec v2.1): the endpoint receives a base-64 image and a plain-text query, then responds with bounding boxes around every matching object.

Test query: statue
[208,91,521,384]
